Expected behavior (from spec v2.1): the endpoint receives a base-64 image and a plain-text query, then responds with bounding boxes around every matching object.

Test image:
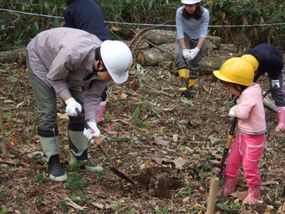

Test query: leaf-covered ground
[0,62,284,213]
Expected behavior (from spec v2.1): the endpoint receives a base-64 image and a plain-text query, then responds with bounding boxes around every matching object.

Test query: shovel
[76,109,134,184]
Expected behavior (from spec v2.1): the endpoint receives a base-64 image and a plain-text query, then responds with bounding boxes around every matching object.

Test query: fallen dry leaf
[154,137,169,147]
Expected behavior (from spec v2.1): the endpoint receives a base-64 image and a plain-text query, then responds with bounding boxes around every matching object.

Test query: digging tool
[206,115,238,214]
[0,108,8,157]
[206,87,273,213]
[206,112,238,213]
[76,109,134,184]
[93,138,135,184]
[218,117,238,179]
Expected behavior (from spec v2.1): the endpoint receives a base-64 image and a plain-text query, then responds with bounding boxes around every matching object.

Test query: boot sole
[49,173,68,182]
[85,165,104,173]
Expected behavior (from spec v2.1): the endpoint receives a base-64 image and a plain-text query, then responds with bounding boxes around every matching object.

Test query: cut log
[125,40,149,50]
[110,26,135,40]
[144,30,176,45]
[144,29,221,49]
[0,48,26,64]
[219,43,238,54]
[137,42,238,73]
[137,43,175,66]
[200,55,235,75]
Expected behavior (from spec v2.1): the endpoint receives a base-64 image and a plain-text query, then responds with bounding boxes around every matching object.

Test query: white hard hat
[100,40,133,84]
[181,0,201,4]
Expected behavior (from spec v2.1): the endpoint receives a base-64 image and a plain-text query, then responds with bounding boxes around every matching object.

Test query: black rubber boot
[181,88,194,98]
[48,155,67,182]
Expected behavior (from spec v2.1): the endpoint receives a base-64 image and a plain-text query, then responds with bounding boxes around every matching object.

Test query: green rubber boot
[68,130,103,172]
[40,136,67,182]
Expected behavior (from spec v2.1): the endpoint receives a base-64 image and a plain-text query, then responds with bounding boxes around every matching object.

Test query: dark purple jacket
[64,0,109,41]
[248,44,284,80]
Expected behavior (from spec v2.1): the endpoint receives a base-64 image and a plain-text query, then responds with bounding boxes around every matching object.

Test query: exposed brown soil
[0,62,284,213]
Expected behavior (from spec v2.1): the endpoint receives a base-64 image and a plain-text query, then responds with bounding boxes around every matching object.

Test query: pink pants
[225,132,265,188]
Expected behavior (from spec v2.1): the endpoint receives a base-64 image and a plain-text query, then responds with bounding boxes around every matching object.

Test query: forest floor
[0,62,284,214]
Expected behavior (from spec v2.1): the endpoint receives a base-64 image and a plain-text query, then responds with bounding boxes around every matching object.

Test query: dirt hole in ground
[133,167,183,199]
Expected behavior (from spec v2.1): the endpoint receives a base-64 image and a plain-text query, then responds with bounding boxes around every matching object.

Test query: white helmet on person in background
[181,0,201,4]
[100,40,133,84]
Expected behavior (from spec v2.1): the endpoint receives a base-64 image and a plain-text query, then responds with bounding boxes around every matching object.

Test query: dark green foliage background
[0,0,284,50]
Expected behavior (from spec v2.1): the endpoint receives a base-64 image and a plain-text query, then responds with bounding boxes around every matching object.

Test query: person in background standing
[64,0,109,122]
[175,0,209,97]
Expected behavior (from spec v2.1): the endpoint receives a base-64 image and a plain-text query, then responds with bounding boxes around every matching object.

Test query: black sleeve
[249,45,284,80]
[268,51,284,71]
[63,9,73,28]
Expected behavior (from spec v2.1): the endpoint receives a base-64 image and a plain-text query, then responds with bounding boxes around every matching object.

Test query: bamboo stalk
[0,108,8,157]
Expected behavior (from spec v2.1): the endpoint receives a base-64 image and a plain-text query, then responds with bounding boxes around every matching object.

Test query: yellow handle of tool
[94,138,102,146]
[225,134,234,149]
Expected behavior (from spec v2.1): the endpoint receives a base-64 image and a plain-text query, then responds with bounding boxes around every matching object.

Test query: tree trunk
[137,43,175,66]
[0,48,26,64]
[136,42,237,73]
[144,30,176,45]
[200,55,233,75]
[144,29,221,49]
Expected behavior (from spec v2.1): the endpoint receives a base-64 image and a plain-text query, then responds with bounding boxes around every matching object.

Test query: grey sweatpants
[175,34,205,72]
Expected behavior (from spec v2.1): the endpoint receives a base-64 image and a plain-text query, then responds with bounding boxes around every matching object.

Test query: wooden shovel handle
[94,138,102,146]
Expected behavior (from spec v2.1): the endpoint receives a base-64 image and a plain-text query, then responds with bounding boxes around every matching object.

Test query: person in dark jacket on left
[64,0,109,123]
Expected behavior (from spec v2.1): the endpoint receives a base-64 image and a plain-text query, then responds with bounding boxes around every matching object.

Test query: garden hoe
[206,87,273,213]
[76,109,135,185]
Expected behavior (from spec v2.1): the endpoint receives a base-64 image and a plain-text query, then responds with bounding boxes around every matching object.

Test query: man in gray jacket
[26,27,133,182]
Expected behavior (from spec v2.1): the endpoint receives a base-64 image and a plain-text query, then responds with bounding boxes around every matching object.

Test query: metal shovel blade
[75,109,134,184]
[96,143,135,184]
[110,167,135,184]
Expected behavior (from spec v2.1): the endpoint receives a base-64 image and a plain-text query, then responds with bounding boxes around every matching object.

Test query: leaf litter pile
[0,62,284,213]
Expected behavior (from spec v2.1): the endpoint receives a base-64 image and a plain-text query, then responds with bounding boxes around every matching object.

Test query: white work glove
[229,105,237,118]
[65,97,82,116]
[189,47,200,60]
[83,121,101,141]
[271,79,280,89]
[182,49,192,60]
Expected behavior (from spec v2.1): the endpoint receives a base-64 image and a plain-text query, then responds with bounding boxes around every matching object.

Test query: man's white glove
[229,105,237,118]
[271,79,280,89]
[182,49,192,60]
[83,121,101,141]
[65,97,82,116]
[189,47,200,60]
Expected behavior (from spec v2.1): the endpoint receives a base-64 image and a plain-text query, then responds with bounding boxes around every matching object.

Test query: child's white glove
[229,105,237,118]
[65,97,82,116]
[189,47,200,60]
[84,121,101,142]
[182,49,192,60]
[271,79,280,89]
